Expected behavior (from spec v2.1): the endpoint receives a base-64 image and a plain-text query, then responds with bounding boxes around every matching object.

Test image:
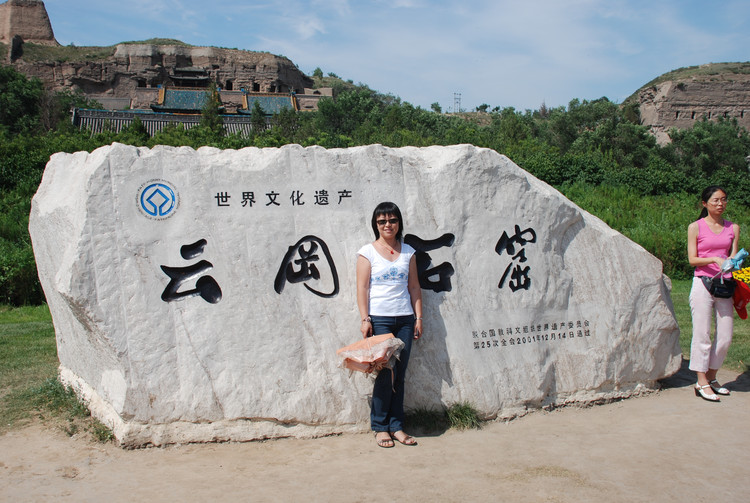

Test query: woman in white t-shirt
[356,202,423,448]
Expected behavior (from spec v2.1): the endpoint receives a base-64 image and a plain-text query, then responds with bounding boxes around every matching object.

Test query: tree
[250,101,266,133]
[0,65,43,134]
[271,107,300,141]
[622,102,640,124]
[487,107,531,149]
[200,83,224,137]
[39,88,101,132]
[476,104,490,113]
[538,101,549,119]
[430,102,442,114]
[115,117,149,146]
[669,117,750,179]
[312,67,324,78]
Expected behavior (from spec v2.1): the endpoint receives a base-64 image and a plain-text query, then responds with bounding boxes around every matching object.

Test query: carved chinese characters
[161,239,222,304]
[29,143,681,446]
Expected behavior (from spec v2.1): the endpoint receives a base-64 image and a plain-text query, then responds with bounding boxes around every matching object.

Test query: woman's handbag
[701,276,737,298]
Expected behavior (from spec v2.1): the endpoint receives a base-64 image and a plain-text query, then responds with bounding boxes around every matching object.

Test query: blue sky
[44,0,750,112]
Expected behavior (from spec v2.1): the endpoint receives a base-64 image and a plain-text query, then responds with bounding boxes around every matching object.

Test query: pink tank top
[694,218,734,278]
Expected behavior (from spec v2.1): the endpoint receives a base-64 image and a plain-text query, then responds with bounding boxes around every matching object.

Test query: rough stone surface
[638,73,750,144]
[0,0,57,47]
[29,143,681,447]
[4,2,322,111]
[12,43,313,105]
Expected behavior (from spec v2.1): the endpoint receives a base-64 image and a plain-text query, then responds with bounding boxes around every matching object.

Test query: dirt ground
[2,365,749,503]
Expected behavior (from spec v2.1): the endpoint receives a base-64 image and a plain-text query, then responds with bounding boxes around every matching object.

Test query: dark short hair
[370,201,403,240]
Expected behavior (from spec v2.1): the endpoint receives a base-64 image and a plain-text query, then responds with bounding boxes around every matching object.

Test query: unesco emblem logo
[137,179,179,219]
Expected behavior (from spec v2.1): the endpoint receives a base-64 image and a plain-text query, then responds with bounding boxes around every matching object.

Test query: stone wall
[13,43,315,108]
[0,0,56,46]
[638,73,750,144]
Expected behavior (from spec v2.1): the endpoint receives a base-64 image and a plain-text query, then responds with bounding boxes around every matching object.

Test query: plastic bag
[336,333,404,375]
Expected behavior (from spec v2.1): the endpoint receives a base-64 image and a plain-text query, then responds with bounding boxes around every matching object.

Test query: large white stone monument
[29,143,681,446]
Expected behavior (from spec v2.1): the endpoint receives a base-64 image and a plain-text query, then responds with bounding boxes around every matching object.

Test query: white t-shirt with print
[357,243,415,316]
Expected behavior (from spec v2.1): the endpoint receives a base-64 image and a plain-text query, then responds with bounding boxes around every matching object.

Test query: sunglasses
[376,218,399,226]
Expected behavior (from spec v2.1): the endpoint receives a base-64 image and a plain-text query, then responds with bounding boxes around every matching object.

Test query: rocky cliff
[633,63,750,144]
[3,0,314,109]
[12,43,314,107]
[0,0,56,46]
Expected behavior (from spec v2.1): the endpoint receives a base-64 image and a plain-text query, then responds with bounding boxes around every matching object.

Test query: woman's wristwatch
[362,316,371,323]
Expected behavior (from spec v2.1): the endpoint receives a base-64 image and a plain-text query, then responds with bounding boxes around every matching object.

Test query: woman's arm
[731,223,741,257]
[407,255,423,340]
[687,221,727,268]
[356,255,372,338]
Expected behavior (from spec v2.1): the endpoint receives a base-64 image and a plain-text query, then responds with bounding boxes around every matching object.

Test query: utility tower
[454,93,462,113]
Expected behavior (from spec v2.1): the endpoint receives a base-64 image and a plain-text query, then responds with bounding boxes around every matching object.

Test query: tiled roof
[153,89,211,112]
[242,94,296,115]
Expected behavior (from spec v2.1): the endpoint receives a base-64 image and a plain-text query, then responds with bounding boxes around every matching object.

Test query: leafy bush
[0,238,43,305]
[2,64,750,304]
[558,183,750,279]
[0,66,42,135]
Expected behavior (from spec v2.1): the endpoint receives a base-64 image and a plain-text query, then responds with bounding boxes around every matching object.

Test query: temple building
[1,1,335,136]
[73,85,333,136]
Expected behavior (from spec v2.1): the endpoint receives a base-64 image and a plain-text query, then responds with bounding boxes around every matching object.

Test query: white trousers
[689,277,734,373]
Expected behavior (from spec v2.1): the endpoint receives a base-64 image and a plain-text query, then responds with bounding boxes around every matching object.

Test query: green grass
[0,305,113,441]
[19,39,196,64]
[670,279,750,372]
[447,402,482,430]
[559,184,750,280]
[17,39,272,64]
[118,38,192,46]
[2,283,749,439]
[20,42,116,63]
[405,402,483,434]
[0,304,58,432]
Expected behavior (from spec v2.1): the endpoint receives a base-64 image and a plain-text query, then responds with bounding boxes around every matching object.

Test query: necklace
[378,240,396,255]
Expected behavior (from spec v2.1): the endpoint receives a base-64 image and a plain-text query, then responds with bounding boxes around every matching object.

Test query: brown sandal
[390,431,417,446]
[375,432,394,448]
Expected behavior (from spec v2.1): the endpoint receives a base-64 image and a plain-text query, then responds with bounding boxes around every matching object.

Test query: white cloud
[44,0,750,110]
[294,16,327,39]
[312,0,351,16]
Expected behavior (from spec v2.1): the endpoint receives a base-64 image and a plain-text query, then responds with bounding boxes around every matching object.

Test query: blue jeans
[369,314,414,432]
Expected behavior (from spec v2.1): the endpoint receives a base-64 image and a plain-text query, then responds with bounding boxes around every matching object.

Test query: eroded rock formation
[637,71,750,144]
[3,0,313,108]
[12,44,314,108]
[0,0,57,47]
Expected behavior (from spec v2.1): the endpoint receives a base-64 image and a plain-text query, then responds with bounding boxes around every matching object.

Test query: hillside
[625,62,750,103]
[629,62,750,143]
[10,39,314,109]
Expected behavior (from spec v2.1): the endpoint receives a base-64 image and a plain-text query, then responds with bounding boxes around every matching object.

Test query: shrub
[447,402,482,430]
[0,238,43,305]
